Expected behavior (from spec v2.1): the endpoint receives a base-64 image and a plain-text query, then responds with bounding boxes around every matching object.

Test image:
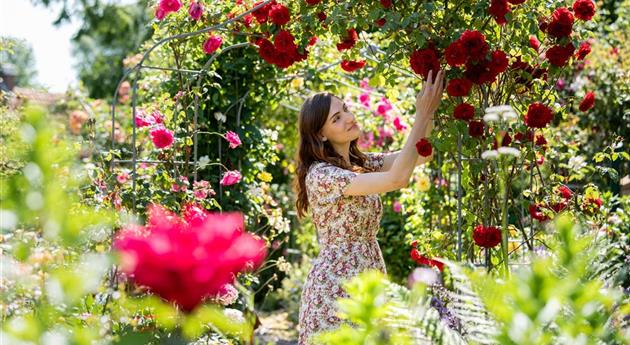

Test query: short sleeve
[306,163,357,205]
[364,152,386,171]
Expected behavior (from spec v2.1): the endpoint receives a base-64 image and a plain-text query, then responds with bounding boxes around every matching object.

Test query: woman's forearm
[391,115,432,184]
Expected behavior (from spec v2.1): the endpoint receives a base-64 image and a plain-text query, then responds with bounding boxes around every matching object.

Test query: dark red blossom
[573,0,596,21]
[547,7,574,38]
[576,41,591,60]
[468,120,485,137]
[409,46,441,80]
[410,249,444,271]
[546,43,575,67]
[415,138,433,157]
[269,3,290,26]
[453,103,475,121]
[446,78,473,97]
[445,40,467,66]
[529,35,541,51]
[489,0,510,25]
[473,225,501,248]
[336,28,359,51]
[525,102,554,128]
[459,30,489,62]
[529,203,550,221]
[340,59,366,72]
[579,91,595,111]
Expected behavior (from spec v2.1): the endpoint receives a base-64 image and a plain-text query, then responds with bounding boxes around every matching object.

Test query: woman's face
[319,97,361,144]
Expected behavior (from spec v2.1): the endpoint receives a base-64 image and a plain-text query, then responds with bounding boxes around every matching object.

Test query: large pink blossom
[188,1,203,20]
[220,170,242,186]
[150,126,174,149]
[225,131,242,149]
[113,204,267,312]
[393,117,407,132]
[203,35,223,55]
[156,0,182,20]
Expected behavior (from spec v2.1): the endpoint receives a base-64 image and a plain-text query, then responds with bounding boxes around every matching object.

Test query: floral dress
[298,152,387,345]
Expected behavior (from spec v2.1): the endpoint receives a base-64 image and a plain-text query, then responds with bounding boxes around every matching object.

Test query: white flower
[485,105,513,114]
[502,111,518,122]
[482,150,499,160]
[197,155,210,170]
[214,111,226,123]
[568,155,587,170]
[498,147,521,158]
[483,113,500,123]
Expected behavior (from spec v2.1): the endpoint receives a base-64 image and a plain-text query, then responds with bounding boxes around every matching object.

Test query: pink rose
[150,126,174,149]
[220,170,242,186]
[393,117,407,132]
[225,131,242,149]
[156,0,181,20]
[117,172,130,184]
[393,200,402,213]
[358,93,371,108]
[188,1,203,20]
[203,35,223,55]
[113,204,267,312]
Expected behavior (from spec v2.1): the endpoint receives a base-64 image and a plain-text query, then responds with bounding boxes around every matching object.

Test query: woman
[294,70,445,344]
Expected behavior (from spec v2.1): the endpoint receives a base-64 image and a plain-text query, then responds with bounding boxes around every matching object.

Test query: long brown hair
[294,92,375,219]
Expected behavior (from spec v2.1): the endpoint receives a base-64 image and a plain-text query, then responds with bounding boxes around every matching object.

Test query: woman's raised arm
[344,70,444,196]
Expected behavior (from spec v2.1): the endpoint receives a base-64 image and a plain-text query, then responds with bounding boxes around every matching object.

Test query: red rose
[573,0,596,21]
[551,201,567,213]
[336,28,359,51]
[274,30,297,54]
[375,18,386,27]
[529,203,550,221]
[274,53,295,68]
[252,0,273,24]
[546,43,575,67]
[547,7,574,38]
[489,50,509,75]
[489,0,510,25]
[445,40,467,66]
[525,102,554,128]
[453,103,475,121]
[409,47,441,80]
[558,185,573,199]
[459,30,489,62]
[468,120,485,137]
[305,0,321,5]
[576,41,591,60]
[308,36,318,46]
[507,0,526,4]
[415,138,433,157]
[317,11,327,21]
[529,35,541,51]
[340,59,366,72]
[410,249,444,271]
[380,0,393,8]
[535,134,547,146]
[256,38,277,65]
[269,3,290,26]
[446,78,473,97]
[473,225,501,248]
[579,91,595,111]
[492,131,512,149]
[465,60,496,84]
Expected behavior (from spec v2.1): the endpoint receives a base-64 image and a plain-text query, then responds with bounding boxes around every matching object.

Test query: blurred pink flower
[358,93,371,108]
[116,172,130,184]
[359,78,372,90]
[220,170,242,186]
[188,1,203,20]
[150,126,174,149]
[113,204,267,312]
[393,116,407,132]
[193,180,216,199]
[393,200,402,213]
[376,97,393,116]
[203,35,223,55]
[225,131,242,149]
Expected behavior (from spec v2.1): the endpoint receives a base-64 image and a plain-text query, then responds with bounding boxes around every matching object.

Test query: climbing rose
[465,59,497,85]
[225,131,241,149]
[459,30,489,62]
[409,47,441,80]
[573,0,596,21]
[473,225,501,248]
[269,3,290,26]
[113,204,266,312]
[252,1,273,23]
[453,103,475,121]
[489,50,509,75]
[336,28,358,51]
[375,18,386,27]
[410,249,444,271]
[546,43,575,67]
[193,180,215,200]
[529,203,550,221]
[158,0,182,17]
[525,102,554,128]
[380,0,393,8]
[529,36,541,51]
[305,0,321,5]
[203,35,223,55]
[579,91,595,111]
[468,120,484,137]
[188,1,203,20]
[576,41,591,60]
[558,185,573,199]
[256,38,277,65]
[392,200,402,213]
[150,126,174,149]
[155,7,166,20]
[221,170,242,186]
[547,7,574,38]
[274,30,297,54]
[446,78,473,97]
[445,40,467,67]
[415,138,433,157]
[489,0,510,25]
[340,59,366,72]
[317,11,327,21]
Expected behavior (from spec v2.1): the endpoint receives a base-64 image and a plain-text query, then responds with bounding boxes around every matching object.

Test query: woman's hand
[415,70,445,124]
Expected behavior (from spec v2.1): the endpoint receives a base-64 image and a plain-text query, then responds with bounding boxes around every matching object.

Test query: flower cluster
[113,204,267,312]
[472,225,501,248]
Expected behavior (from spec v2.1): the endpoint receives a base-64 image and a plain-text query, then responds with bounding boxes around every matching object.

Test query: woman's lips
[348,124,358,131]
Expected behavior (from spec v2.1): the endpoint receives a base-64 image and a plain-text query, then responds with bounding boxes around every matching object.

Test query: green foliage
[0,36,38,87]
